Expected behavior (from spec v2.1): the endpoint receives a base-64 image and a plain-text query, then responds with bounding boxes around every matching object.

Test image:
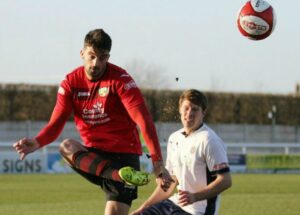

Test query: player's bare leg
[59,138,111,176]
[104,201,130,215]
[59,138,149,186]
[59,138,88,166]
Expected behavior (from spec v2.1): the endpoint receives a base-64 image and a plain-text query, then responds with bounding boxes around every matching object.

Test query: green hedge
[1,84,300,124]
[247,154,300,169]
[142,89,300,124]
[0,84,56,120]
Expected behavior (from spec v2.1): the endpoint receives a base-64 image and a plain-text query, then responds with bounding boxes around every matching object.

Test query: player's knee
[59,138,75,155]
[59,139,86,156]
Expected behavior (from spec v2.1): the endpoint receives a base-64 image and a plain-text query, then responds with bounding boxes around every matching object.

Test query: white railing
[1,142,300,174]
[225,142,300,155]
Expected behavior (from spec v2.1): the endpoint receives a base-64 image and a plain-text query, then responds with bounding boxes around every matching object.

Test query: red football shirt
[35,63,162,160]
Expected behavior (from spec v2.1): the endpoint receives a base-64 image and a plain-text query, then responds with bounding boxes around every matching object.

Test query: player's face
[80,46,110,81]
[180,99,205,135]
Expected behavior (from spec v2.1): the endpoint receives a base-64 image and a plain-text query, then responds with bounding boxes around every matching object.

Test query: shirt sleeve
[126,102,163,162]
[114,73,145,110]
[115,72,162,162]
[35,79,73,147]
[204,136,230,175]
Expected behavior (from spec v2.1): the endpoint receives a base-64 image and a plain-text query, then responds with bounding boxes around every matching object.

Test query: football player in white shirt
[131,89,232,215]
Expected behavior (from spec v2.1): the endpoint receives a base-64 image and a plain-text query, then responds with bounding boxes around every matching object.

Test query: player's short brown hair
[179,89,207,111]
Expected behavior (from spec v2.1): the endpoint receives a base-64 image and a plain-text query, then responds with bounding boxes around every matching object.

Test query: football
[237,0,276,40]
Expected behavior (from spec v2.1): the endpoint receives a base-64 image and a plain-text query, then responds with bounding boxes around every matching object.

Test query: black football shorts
[70,147,140,206]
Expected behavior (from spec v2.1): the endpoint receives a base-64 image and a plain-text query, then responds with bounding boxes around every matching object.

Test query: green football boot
[118,166,150,186]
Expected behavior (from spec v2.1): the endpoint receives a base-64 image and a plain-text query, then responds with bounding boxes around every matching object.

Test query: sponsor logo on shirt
[98,87,109,97]
[124,80,137,90]
[213,163,229,171]
[82,102,110,125]
[83,102,104,115]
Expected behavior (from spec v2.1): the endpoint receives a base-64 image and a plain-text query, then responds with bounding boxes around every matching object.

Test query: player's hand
[13,138,40,160]
[153,161,175,192]
[177,189,196,207]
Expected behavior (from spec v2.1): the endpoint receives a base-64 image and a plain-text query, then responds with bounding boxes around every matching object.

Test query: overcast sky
[0,0,299,94]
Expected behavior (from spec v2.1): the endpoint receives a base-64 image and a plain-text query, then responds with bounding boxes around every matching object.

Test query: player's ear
[80,49,84,59]
[179,106,183,115]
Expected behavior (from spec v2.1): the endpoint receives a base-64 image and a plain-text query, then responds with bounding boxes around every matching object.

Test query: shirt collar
[181,123,204,137]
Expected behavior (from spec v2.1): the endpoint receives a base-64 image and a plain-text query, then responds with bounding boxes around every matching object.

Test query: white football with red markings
[237,0,276,40]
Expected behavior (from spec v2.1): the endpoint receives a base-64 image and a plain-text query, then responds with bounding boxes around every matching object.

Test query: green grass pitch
[0,173,299,215]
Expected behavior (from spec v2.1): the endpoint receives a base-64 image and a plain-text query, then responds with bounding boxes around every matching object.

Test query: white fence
[1,141,300,174]
[226,143,300,155]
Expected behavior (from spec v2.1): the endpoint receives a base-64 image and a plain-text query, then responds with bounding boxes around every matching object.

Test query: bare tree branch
[125,59,171,89]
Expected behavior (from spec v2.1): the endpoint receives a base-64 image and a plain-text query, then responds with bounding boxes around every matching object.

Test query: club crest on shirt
[98,87,109,97]
[190,146,196,154]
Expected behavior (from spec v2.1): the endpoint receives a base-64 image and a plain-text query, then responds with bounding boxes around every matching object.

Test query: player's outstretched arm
[127,104,174,191]
[13,138,40,160]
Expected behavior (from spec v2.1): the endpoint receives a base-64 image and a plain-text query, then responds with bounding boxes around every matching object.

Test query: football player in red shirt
[13,29,173,215]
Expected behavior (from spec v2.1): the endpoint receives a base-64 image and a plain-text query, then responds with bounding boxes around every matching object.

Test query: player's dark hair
[84,29,112,51]
[179,89,207,111]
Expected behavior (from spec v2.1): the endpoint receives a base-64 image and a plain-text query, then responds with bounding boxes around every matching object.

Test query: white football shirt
[166,124,229,215]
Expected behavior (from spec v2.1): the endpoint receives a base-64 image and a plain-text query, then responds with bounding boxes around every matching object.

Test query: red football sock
[71,151,122,182]
[72,151,109,176]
